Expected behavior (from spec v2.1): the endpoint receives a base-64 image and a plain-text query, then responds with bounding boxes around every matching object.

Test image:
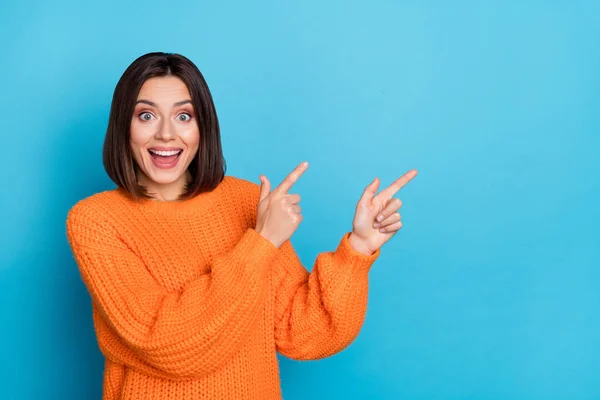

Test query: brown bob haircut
[103,52,226,200]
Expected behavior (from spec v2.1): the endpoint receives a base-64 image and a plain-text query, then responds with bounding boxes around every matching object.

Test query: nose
[155,119,177,141]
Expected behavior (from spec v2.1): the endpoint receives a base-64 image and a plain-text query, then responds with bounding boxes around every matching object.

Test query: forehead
[137,76,191,102]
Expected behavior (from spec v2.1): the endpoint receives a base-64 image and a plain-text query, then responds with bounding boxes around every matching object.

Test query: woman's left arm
[274,169,418,360]
[273,233,378,360]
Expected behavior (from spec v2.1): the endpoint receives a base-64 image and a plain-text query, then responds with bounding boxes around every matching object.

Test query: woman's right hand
[255,161,309,248]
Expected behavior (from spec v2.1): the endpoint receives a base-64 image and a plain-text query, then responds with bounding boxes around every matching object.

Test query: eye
[139,112,155,121]
[177,113,192,122]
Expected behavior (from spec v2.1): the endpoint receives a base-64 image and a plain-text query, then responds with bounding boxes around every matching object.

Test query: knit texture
[66,175,380,400]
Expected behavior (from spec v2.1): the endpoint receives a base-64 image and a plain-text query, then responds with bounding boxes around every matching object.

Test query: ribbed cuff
[334,232,380,273]
[242,228,279,263]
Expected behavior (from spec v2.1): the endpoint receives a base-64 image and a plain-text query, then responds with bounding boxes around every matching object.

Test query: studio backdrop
[1,1,599,399]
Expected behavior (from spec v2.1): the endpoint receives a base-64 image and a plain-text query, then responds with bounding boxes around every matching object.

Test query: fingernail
[373,222,380,229]
[377,215,384,222]
[379,228,385,233]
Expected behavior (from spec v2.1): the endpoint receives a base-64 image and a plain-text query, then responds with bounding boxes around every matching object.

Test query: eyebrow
[135,99,192,107]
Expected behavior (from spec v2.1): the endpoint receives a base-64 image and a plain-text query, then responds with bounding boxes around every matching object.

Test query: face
[130,76,200,196]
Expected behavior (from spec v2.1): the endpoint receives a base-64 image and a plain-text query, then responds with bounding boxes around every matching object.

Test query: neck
[137,171,192,201]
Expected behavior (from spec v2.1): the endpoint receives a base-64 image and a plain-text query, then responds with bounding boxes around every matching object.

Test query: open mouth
[148,149,183,158]
[148,148,183,169]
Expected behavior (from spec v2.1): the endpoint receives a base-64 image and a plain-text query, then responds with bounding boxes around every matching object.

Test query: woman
[66,52,417,400]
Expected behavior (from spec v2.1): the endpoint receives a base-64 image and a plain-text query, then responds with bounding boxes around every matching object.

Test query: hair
[103,52,226,200]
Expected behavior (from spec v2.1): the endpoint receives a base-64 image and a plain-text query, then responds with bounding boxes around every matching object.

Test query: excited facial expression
[129,76,200,195]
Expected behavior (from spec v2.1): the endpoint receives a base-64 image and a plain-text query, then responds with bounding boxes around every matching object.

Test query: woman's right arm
[66,202,278,380]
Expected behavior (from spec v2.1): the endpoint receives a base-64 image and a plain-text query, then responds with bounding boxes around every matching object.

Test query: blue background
[1,1,599,399]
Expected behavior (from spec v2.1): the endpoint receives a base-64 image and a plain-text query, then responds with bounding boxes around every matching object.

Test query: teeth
[150,149,181,156]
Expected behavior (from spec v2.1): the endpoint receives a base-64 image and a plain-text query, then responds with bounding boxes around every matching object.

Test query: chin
[140,155,190,186]
[146,172,185,186]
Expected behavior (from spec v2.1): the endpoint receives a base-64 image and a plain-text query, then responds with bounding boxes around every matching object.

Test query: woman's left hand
[348,169,418,255]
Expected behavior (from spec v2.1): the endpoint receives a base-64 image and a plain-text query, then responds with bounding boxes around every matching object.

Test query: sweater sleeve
[272,234,380,360]
[66,203,279,379]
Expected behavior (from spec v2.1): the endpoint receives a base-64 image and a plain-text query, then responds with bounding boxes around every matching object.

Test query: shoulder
[222,175,261,205]
[66,190,125,243]
[68,189,125,220]
[223,175,259,191]
[220,175,261,225]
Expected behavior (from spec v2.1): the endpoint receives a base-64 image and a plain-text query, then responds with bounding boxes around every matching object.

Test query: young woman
[66,52,417,400]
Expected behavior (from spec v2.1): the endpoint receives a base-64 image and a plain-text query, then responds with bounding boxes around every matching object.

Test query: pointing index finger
[274,161,309,194]
[379,169,418,198]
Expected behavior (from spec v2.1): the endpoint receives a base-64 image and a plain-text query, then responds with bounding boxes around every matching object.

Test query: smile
[148,148,183,169]
[149,149,183,157]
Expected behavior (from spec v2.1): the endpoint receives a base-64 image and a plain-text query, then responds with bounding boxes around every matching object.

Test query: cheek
[181,126,200,151]
[129,123,152,167]
[130,122,150,147]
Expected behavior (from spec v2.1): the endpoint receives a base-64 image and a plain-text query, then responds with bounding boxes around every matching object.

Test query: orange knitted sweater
[66,175,380,400]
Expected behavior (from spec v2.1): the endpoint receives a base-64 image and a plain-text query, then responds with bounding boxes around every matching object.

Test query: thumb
[359,177,380,203]
[259,175,271,202]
